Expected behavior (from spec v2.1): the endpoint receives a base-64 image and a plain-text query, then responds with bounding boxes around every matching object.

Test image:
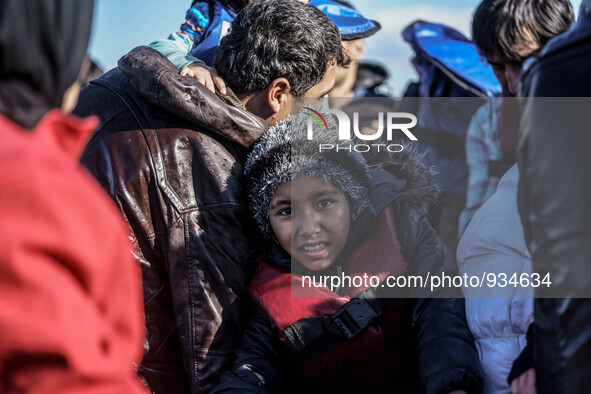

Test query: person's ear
[266,77,292,114]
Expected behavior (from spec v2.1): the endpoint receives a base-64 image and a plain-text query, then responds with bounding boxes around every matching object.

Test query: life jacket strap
[283,286,400,356]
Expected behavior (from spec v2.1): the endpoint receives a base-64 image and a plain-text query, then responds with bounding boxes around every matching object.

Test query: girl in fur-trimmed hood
[213,109,483,394]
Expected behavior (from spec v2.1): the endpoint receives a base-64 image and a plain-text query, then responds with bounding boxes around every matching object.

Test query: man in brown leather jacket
[74,1,348,393]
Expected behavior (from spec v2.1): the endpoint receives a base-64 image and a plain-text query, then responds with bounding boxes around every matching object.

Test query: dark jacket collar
[217,86,243,108]
[522,10,591,82]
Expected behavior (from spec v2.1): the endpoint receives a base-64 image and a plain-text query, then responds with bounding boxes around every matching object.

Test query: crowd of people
[1,0,590,393]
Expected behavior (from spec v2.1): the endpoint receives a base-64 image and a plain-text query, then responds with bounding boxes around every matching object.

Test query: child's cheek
[276,221,292,255]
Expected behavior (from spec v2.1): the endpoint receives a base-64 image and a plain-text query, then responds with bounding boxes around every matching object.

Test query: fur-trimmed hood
[246,108,440,274]
[365,141,441,217]
[244,110,373,240]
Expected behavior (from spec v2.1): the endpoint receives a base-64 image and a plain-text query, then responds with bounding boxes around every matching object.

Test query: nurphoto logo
[304,107,418,153]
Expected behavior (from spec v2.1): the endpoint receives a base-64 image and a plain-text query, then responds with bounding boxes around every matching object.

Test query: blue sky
[89,0,582,96]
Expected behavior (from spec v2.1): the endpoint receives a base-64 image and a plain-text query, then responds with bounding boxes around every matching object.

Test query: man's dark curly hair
[472,0,574,63]
[215,0,350,97]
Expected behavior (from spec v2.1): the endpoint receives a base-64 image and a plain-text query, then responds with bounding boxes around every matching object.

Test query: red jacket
[0,111,147,393]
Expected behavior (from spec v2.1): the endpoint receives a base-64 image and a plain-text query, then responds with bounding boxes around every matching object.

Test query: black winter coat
[518,10,591,394]
[213,169,483,394]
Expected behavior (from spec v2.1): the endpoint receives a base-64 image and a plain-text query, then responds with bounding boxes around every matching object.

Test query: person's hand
[511,368,536,394]
[180,63,227,95]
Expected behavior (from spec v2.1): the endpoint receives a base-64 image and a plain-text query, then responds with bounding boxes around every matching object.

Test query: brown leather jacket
[74,46,268,393]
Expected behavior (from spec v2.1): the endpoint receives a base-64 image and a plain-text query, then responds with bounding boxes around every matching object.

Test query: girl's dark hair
[472,0,574,63]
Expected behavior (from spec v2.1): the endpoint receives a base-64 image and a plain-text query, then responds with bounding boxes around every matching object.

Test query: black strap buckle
[330,298,379,339]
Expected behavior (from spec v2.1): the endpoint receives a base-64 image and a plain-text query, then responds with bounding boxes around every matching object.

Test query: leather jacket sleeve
[395,203,484,394]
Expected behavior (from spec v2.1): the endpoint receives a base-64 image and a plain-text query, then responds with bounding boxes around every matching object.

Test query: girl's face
[269,176,351,271]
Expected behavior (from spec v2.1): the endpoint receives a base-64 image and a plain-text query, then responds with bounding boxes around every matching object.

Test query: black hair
[472,0,574,63]
[214,0,350,97]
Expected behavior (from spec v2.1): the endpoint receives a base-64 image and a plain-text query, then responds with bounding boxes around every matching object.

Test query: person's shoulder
[2,113,129,239]
[539,16,591,61]
[522,16,591,88]
[74,67,139,123]
[0,142,130,277]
